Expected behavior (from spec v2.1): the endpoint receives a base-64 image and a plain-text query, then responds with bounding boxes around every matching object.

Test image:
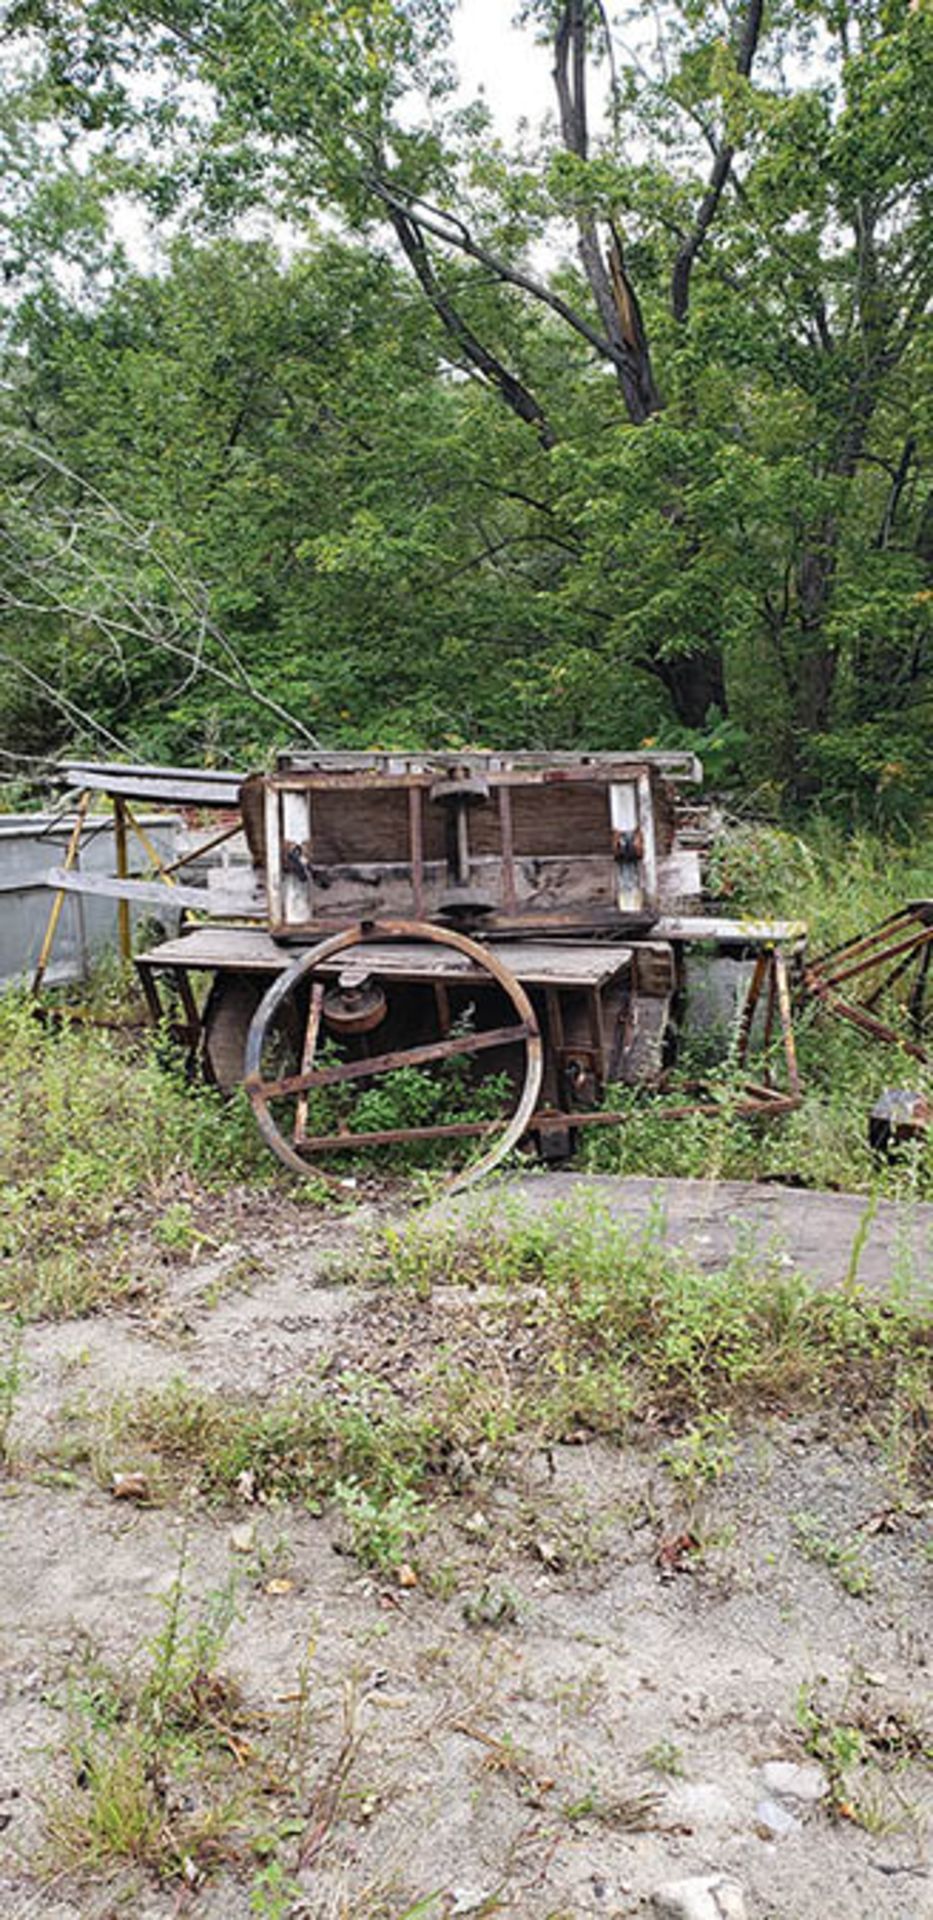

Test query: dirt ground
[1,1173,930,1920]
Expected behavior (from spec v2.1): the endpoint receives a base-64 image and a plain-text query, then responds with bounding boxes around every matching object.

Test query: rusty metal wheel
[243,919,543,1192]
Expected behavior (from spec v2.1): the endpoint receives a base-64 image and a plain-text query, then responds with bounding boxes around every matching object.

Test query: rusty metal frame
[804,903,933,1064]
[530,940,802,1142]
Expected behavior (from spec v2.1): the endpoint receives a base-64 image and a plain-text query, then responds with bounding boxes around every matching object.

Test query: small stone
[397,1562,419,1589]
[652,1875,747,1920]
[264,1577,294,1596]
[760,1760,827,1804]
[111,1471,151,1503]
[463,1511,489,1536]
[755,1795,800,1838]
[229,1522,256,1554]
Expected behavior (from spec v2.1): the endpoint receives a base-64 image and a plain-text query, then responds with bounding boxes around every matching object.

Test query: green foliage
[791,1513,872,1599]
[0,1318,24,1467]
[0,0,930,803]
[332,1480,425,1571]
[102,1371,434,1514]
[0,988,272,1319]
[296,1039,512,1170]
[706,824,819,909]
[583,823,933,1198]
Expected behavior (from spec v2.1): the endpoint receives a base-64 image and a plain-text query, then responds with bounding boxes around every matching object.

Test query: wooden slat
[277,750,702,783]
[135,926,635,988]
[409,785,425,917]
[57,761,244,807]
[653,915,807,945]
[47,867,210,910]
[497,785,516,910]
[257,1021,533,1100]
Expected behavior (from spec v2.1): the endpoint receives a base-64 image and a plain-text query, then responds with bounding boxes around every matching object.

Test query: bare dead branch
[2,435,321,745]
[551,1,661,422]
[388,207,557,447]
[370,176,657,416]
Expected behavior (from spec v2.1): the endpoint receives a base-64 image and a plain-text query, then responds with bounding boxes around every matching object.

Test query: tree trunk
[651,649,729,727]
[553,1,661,424]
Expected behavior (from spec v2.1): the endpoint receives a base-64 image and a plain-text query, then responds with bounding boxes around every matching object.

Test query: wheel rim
[243,919,543,1192]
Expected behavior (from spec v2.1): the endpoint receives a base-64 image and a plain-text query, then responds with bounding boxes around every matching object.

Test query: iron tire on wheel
[243,919,543,1193]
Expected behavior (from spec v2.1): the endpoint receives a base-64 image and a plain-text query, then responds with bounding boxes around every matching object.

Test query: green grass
[41,1526,332,1896]
[88,1371,435,1574]
[368,1194,932,1445]
[797,1674,932,1830]
[57,1197,931,1566]
[0,989,277,1319]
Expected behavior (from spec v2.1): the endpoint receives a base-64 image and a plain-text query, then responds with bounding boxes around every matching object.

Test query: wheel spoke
[258,1020,532,1100]
[290,1118,502,1153]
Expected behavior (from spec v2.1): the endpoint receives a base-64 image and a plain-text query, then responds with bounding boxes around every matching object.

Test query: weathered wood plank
[135,925,635,988]
[47,867,209,910]
[653,915,807,945]
[57,761,244,807]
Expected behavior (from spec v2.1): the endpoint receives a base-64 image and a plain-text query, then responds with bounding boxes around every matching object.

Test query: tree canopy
[1,0,931,814]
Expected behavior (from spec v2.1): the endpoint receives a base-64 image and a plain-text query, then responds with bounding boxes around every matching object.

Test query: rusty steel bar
[527,1091,800,1134]
[807,982,929,1063]
[134,960,165,1029]
[761,959,777,1087]
[742,1080,794,1104]
[173,966,203,1051]
[287,1117,503,1152]
[813,922,933,992]
[908,941,931,1035]
[862,941,927,1012]
[273,1087,802,1157]
[161,818,243,874]
[735,951,768,1066]
[808,905,918,972]
[257,1020,533,1101]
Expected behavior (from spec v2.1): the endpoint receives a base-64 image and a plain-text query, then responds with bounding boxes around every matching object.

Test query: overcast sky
[451,0,556,133]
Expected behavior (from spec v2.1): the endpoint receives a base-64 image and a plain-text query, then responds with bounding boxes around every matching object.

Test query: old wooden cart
[134,751,805,1186]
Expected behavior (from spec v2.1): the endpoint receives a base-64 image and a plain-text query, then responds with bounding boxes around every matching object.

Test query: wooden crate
[244,750,703,941]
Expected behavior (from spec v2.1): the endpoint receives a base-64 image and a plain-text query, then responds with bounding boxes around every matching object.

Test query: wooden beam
[47,868,210,910]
